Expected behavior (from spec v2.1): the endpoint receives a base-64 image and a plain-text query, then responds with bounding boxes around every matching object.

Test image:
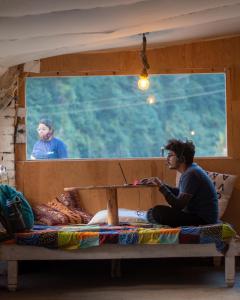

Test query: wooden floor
[0,258,240,299]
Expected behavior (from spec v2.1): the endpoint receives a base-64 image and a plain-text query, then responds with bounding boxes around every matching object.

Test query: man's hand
[138,177,163,187]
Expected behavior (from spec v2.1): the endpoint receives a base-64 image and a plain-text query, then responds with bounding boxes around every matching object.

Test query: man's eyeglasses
[167,153,176,158]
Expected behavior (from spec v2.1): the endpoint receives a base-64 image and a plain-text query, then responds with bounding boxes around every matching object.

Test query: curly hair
[165,139,195,165]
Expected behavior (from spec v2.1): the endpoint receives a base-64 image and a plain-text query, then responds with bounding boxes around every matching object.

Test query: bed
[0,222,238,291]
[0,171,238,291]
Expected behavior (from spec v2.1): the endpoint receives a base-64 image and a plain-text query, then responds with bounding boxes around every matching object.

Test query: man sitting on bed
[139,139,218,227]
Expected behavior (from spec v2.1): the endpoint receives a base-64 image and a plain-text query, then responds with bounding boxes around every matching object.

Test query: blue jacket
[31,137,68,159]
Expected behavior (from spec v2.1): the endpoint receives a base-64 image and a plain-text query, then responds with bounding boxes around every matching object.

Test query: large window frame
[22,67,232,161]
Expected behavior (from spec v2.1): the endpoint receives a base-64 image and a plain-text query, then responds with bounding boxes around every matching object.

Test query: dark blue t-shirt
[31,137,68,159]
[179,163,218,224]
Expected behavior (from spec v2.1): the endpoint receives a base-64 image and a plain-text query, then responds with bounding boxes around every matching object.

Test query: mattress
[0,222,236,254]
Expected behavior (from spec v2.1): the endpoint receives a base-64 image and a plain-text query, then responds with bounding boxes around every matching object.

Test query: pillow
[33,191,93,225]
[47,198,83,224]
[57,191,79,209]
[33,204,69,225]
[75,209,93,224]
[57,191,93,223]
[88,208,148,225]
[206,171,237,218]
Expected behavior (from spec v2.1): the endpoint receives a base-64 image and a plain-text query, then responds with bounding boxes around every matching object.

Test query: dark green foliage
[26,73,226,159]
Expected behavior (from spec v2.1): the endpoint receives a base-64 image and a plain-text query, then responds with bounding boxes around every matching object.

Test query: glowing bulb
[138,75,150,90]
[147,95,156,104]
[190,130,195,136]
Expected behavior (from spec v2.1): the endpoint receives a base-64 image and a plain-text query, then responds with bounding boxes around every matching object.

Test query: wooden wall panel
[16,35,240,232]
[16,157,240,229]
[16,160,166,214]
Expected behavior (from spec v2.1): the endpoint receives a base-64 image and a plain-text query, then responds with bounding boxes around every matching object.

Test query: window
[25,73,226,159]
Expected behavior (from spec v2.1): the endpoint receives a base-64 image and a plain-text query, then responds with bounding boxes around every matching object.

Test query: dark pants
[147,205,207,227]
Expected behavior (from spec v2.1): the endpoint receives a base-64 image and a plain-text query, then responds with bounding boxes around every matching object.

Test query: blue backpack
[0,184,34,234]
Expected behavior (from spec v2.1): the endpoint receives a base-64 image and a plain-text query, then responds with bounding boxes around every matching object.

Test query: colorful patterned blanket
[0,223,236,254]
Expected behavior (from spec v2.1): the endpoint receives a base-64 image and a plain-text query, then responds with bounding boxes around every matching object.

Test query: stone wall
[0,67,19,186]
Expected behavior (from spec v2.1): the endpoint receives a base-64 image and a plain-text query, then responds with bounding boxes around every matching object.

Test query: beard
[40,131,53,141]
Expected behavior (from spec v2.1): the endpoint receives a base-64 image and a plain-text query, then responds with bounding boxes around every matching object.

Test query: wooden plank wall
[16,35,240,231]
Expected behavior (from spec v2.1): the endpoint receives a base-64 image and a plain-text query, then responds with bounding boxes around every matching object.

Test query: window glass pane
[25,73,226,159]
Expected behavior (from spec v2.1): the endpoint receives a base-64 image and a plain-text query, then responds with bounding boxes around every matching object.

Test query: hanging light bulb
[138,33,150,91]
[138,76,149,90]
[138,68,150,90]
[190,130,195,136]
[146,95,156,104]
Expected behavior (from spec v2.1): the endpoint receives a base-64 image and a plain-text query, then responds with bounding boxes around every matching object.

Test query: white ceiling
[1,0,240,75]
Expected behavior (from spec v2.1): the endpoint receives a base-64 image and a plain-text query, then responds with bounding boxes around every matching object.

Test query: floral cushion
[57,190,79,209]
[57,191,93,223]
[33,191,92,225]
[47,198,83,224]
[33,204,68,226]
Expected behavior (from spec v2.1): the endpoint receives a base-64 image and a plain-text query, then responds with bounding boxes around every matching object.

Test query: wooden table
[64,184,156,225]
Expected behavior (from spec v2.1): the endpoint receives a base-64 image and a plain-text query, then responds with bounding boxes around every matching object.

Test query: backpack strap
[0,204,13,236]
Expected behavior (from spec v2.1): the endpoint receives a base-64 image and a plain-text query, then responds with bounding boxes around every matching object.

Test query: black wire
[140,33,150,71]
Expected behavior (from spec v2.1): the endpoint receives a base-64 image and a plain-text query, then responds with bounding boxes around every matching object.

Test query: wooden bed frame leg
[111,259,121,278]
[7,260,18,291]
[225,256,235,287]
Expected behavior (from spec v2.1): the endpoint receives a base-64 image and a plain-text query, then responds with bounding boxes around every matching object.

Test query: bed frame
[0,239,237,291]
[0,183,238,291]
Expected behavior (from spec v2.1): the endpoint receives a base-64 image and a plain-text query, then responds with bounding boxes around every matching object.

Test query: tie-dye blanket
[0,222,236,254]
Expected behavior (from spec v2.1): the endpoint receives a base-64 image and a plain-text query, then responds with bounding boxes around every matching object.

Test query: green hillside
[26,73,226,159]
